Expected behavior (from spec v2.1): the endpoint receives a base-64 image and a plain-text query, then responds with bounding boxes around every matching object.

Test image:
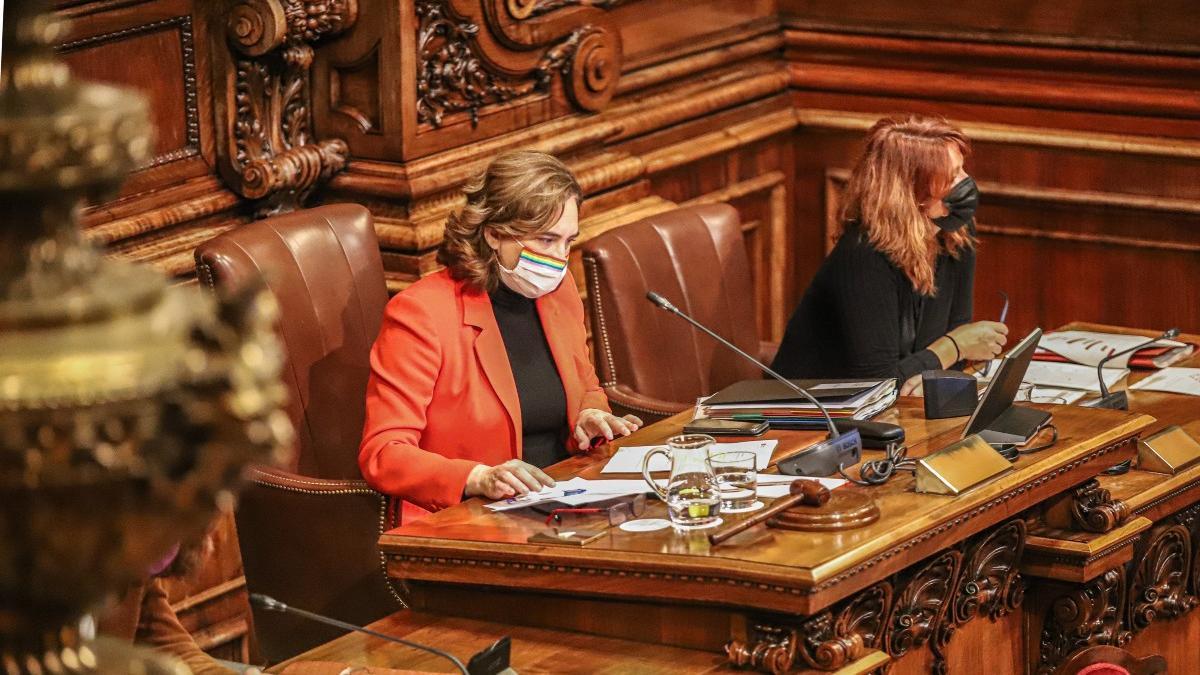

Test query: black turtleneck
[489,284,570,469]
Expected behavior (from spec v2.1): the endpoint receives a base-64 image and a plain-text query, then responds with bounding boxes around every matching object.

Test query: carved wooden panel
[1036,567,1132,675]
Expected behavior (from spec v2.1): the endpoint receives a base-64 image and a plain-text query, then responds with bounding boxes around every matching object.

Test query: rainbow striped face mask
[496,242,568,298]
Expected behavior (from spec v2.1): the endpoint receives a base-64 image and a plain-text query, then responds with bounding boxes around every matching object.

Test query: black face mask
[932,176,979,232]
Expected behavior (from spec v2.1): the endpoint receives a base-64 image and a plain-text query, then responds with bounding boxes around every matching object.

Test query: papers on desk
[601,440,778,474]
[1037,330,1193,369]
[1023,361,1128,394]
[484,477,657,512]
[1130,368,1200,397]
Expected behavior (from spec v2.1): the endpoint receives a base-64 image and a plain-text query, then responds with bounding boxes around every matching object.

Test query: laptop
[961,328,1052,446]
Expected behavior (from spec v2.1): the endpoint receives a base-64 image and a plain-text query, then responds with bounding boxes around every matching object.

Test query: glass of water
[708,450,758,513]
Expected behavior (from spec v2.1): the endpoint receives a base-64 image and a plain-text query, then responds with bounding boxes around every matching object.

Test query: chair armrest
[758,340,780,367]
[604,384,691,424]
[235,466,400,663]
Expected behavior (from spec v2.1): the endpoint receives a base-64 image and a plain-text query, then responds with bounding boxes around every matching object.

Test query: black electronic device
[682,418,769,436]
[961,328,1051,446]
[922,369,978,419]
[765,418,904,449]
[1086,327,1181,410]
[645,291,861,477]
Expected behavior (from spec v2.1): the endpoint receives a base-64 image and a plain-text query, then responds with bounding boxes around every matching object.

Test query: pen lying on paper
[504,488,586,504]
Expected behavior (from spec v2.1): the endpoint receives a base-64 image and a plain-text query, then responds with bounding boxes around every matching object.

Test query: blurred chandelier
[0,2,292,673]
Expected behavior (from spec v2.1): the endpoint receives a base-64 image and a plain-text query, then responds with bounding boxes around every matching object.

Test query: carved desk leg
[726,582,892,674]
[1036,566,1131,675]
[1070,479,1132,534]
[1128,522,1198,634]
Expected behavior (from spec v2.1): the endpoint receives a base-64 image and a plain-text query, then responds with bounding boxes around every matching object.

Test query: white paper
[1038,330,1185,369]
[484,477,658,511]
[810,381,883,390]
[1023,361,1127,393]
[1130,368,1200,397]
[757,476,846,498]
[601,440,778,474]
[1025,386,1089,405]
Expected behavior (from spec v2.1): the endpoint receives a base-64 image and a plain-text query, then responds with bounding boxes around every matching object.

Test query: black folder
[704,378,888,407]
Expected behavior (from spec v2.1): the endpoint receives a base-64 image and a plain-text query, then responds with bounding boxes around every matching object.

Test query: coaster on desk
[673,517,723,531]
[722,500,765,514]
[619,518,671,532]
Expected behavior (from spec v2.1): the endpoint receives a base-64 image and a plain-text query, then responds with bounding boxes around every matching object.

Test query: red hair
[839,115,974,296]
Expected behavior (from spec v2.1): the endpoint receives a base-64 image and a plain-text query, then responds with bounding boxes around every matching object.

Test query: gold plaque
[915,434,1014,496]
[1138,426,1200,475]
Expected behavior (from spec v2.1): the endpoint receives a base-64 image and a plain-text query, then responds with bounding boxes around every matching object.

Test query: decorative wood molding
[57,16,201,169]
[415,0,620,128]
[726,623,798,675]
[798,582,891,671]
[1037,567,1131,675]
[220,0,358,215]
[1071,478,1132,534]
[1176,504,1200,599]
[883,550,961,666]
[504,0,631,20]
[1127,523,1196,633]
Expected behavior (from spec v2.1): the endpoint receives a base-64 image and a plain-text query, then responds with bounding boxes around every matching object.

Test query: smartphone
[682,418,769,436]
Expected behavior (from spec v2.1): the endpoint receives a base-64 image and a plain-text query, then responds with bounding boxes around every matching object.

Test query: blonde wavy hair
[839,115,974,296]
[438,150,581,293]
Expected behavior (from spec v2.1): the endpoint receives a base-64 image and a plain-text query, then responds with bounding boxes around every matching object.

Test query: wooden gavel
[708,480,831,546]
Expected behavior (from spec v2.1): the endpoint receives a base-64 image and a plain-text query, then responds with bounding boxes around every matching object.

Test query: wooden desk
[375,398,1151,675]
[1020,323,1200,673]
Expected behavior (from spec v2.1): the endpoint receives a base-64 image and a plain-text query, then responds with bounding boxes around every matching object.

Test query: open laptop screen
[961,327,1043,439]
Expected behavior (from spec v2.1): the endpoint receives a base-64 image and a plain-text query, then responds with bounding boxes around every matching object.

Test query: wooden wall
[49,0,1200,664]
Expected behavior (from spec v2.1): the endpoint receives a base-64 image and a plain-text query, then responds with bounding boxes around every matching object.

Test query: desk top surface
[380,358,1153,612]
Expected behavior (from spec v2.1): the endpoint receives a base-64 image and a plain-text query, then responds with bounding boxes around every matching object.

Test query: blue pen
[998,290,1010,324]
[562,489,586,496]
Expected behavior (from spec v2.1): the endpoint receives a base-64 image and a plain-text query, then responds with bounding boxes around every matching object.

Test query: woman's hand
[948,321,1009,362]
[900,374,924,397]
[464,460,555,500]
[573,408,643,450]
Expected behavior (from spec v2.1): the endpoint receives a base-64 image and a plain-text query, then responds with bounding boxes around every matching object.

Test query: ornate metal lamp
[0,2,292,673]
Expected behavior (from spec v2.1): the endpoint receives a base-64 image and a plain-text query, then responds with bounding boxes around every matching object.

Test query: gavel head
[789,480,832,506]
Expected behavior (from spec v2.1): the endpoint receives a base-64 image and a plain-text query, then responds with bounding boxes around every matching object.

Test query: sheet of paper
[1023,361,1127,393]
[757,476,846,497]
[1130,367,1200,397]
[1038,330,1185,369]
[484,477,662,511]
[1025,386,1089,405]
[601,440,778,474]
[810,381,883,390]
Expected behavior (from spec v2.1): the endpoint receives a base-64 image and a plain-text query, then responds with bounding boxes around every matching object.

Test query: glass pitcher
[641,434,722,530]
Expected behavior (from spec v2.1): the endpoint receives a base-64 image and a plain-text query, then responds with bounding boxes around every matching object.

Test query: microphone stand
[251,594,507,675]
[645,292,862,475]
[1088,328,1179,411]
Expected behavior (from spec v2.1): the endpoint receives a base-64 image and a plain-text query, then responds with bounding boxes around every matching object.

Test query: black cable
[991,424,1059,462]
[837,442,916,486]
[1101,460,1133,475]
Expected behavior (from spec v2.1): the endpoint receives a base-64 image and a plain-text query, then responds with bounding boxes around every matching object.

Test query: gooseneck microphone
[250,593,482,675]
[1090,328,1180,410]
[645,291,862,476]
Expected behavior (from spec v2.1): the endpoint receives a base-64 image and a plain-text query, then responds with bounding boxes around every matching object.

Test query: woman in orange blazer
[359,151,641,521]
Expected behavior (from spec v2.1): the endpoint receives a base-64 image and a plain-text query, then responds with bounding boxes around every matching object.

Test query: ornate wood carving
[726,624,797,675]
[1071,478,1132,533]
[883,550,962,662]
[415,0,619,128]
[1176,504,1200,598]
[1128,523,1197,632]
[222,0,358,215]
[505,0,631,20]
[930,520,1026,674]
[797,582,891,671]
[1038,567,1131,675]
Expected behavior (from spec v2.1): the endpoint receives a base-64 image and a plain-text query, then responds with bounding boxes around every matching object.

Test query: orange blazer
[359,268,609,520]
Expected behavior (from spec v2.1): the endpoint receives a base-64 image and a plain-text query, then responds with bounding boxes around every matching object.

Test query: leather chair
[581,203,777,423]
[195,204,399,663]
[1054,646,1166,675]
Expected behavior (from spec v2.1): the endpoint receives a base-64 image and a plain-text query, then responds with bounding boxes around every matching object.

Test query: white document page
[601,440,778,474]
[1038,330,1185,369]
[1130,368,1200,397]
[1023,361,1128,393]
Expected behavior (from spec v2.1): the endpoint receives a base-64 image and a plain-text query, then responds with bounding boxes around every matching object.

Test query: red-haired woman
[771,115,1007,395]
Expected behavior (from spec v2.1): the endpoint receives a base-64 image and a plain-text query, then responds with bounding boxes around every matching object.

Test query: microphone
[645,291,862,476]
[250,594,507,675]
[1089,328,1180,410]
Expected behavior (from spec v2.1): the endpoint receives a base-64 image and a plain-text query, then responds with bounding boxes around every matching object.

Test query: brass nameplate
[915,434,1014,496]
[1138,425,1200,475]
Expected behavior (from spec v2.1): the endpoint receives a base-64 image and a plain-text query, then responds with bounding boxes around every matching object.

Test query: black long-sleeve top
[771,222,975,382]
[489,284,570,469]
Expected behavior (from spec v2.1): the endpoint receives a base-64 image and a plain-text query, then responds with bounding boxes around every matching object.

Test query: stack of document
[1036,330,1194,370]
[697,378,897,425]
[1130,368,1200,397]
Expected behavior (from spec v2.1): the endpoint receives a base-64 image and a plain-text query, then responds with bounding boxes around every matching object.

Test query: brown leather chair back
[582,204,761,412]
[196,204,387,480]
